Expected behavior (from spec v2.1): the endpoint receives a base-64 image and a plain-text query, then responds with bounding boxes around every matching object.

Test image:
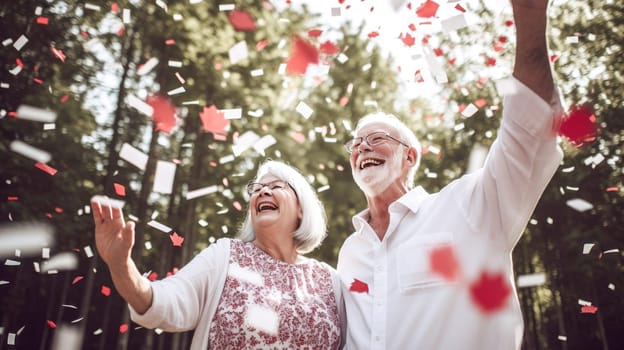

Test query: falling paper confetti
[429,245,460,281]
[169,232,184,246]
[199,105,230,137]
[228,9,256,31]
[558,105,597,146]
[147,95,177,133]
[119,143,148,170]
[152,161,176,194]
[0,222,54,258]
[517,273,546,288]
[349,278,369,293]
[16,105,57,122]
[469,271,511,314]
[286,36,319,75]
[565,198,593,212]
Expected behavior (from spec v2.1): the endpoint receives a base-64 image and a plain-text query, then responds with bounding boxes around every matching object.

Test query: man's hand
[91,199,135,269]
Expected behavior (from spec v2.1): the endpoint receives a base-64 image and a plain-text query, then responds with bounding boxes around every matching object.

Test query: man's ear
[406,147,418,166]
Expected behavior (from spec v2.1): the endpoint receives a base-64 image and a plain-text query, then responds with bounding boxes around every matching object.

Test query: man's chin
[354,177,387,196]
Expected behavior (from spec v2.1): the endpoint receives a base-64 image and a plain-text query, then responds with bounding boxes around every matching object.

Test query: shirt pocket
[396,231,454,292]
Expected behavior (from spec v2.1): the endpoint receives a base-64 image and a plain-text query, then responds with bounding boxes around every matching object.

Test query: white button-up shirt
[337,77,563,350]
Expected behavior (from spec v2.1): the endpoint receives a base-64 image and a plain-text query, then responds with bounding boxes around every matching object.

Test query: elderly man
[337,0,563,349]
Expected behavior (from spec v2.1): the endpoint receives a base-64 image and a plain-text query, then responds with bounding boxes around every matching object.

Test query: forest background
[0,0,622,349]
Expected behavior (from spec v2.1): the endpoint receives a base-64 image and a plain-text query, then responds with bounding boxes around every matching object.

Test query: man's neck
[365,184,408,241]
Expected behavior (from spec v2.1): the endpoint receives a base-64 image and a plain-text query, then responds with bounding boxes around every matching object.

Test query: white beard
[353,149,404,196]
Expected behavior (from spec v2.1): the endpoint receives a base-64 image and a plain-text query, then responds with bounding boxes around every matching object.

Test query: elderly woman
[91,160,344,349]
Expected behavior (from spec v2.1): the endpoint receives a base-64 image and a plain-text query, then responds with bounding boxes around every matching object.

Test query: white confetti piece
[127,95,153,117]
[558,335,567,341]
[84,3,101,11]
[198,219,208,227]
[441,14,468,32]
[221,108,242,120]
[10,140,51,163]
[331,7,341,16]
[84,246,94,258]
[219,4,235,11]
[603,248,619,255]
[317,185,330,193]
[424,48,447,84]
[13,35,28,51]
[517,273,546,288]
[582,243,594,255]
[42,247,50,259]
[1,82,9,88]
[90,195,125,209]
[9,65,23,76]
[43,123,55,130]
[122,9,131,24]
[253,135,276,155]
[229,263,263,285]
[245,304,279,335]
[461,103,478,118]
[93,328,103,335]
[229,41,248,65]
[186,186,218,200]
[247,109,264,118]
[147,220,172,233]
[250,69,264,77]
[119,143,148,170]
[0,222,54,258]
[565,198,593,212]
[3,38,13,46]
[565,36,579,44]
[167,86,186,95]
[0,280,9,285]
[7,333,16,345]
[296,101,313,119]
[41,252,78,273]
[608,284,615,290]
[5,259,21,266]
[168,60,182,68]
[233,131,260,157]
[219,154,235,164]
[153,161,176,194]
[137,57,159,75]
[16,105,57,122]
[337,53,348,63]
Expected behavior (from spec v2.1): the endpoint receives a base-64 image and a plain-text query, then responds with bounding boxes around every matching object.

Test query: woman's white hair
[355,112,422,189]
[237,160,327,254]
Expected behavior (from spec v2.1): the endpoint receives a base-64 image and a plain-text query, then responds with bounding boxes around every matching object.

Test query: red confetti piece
[199,105,230,137]
[558,105,597,146]
[233,201,242,211]
[50,47,66,62]
[7,196,18,201]
[581,305,598,314]
[415,70,424,83]
[475,98,487,108]
[485,57,496,66]
[35,162,58,176]
[606,187,619,192]
[148,271,158,281]
[285,36,319,75]
[256,39,268,51]
[169,232,185,247]
[147,95,177,134]
[455,3,466,12]
[60,94,70,103]
[72,276,84,284]
[119,324,129,333]
[400,32,415,47]
[111,3,119,13]
[117,27,125,36]
[47,320,57,328]
[291,131,306,143]
[433,48,443,56]
[101,285,111,296]
[55,207,63,213]
[469,271,511,314]
[367,31,379,38]
[165,39,175,45]
[349,278,369,294]
[408,23,416,31]
[339,96,349,106]
[114,183,126,196]
[307,29,323,38]
[505,20,514,27]
[36,17,49,25]
[33,78,43,84]
[228,9,256,31]
[429,245,460,281]
[16,58,24,67]
[550,54,559,63]
[416,0,439,18]
[319,41,340,55]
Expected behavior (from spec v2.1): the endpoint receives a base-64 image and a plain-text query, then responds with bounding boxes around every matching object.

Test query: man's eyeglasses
[344,131,410,154]
[246,180,295,196]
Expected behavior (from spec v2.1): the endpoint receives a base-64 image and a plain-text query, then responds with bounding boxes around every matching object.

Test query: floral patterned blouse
[208,240,341,349]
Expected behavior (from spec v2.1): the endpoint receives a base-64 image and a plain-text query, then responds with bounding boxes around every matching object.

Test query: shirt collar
[352,186,429,234]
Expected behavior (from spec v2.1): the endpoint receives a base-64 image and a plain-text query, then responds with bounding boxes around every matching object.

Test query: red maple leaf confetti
[416,0,440,18]
[228,9,256,31]
[47,320,57,328]
[286,36,319,75]
[169,232,185,247]
[199,105,230,137]
[558,105,597,146]
[581,305,598,314]
[400,32,415,47]
[349,278,369,293]
[469,271,511,314]
[101,285,111,297]
[114,183,126,196]
[148,271,158,281]
[368,31,379,38]
[119,324,129,333]
[147,95,177,134]
[429,245,460,281]
[319,41,340,55]
[307,29,323,38]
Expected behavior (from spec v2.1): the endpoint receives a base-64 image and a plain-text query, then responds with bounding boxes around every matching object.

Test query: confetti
[228,9,256,31]
[228,41,249,65]
[147,95,177,133]
[137,57,159,75]
[35,161,58,176]
[119,143,148,170]
[558,105,597,146]
[429,245,460,281]
[416,0,439,18]
[565,198,593,212]
[114,183,126,196]
[232,131,260,156]
[517,273,546,288]
[186,185,218,200]
[245,305,279,335]
[461,103,478,118]
[286,36,319,75]
[319,41,340,55]
[349,278,369,293]
[199,105,230,136]
[169,232,184,246]
[253,135,277,155]
[147,220,172,233]
[101,285,111,296]
[153,161,176,194]
[41,252,78,273]
[90,195,125,209]
[127,95,154,117]
[582,243,594,255]
[16,105,57,122]
[581,305,598,314]
[13,35,29,51]
[0,222,54,258]
[469,271,511,313]
[295,101,313,119]
[72,276,84,284]
[441,14,468,32]
[221,108,242,120]
[119,324,129,333]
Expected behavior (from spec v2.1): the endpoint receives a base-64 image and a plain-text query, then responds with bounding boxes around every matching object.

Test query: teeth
[258,203,278,212]
[360,159,381,169]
